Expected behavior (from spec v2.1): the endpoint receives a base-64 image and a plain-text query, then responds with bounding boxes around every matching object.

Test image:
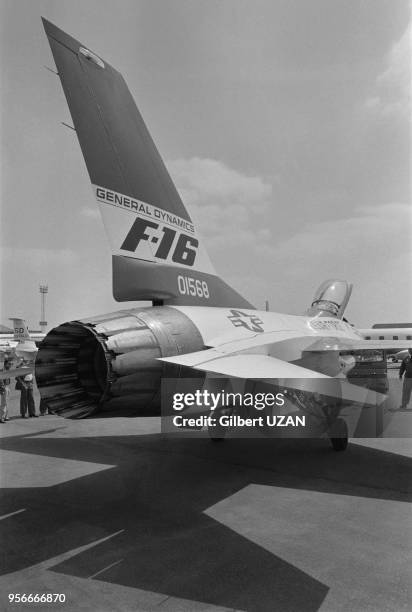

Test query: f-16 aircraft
[37,19,411,448]
[0,318,39,379]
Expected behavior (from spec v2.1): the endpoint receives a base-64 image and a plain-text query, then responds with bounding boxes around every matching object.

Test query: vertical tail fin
[10,318,31,343]
[42,18,253,309]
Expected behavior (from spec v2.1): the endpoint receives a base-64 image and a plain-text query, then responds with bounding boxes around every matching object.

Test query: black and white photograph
[0,1,411,610]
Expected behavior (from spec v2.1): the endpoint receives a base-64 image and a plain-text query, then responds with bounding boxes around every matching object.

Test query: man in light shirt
[19,373,38,418]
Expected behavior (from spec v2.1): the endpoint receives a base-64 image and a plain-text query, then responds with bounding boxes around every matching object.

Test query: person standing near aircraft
[0,380,10,422]
[0,364,11,423]
[17,373,38,418]
[399,348,412,410]
[39,398,48,416]
[16,374,28,418]
[24,373,37,417]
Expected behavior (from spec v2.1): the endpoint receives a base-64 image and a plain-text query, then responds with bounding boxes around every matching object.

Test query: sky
[0,0,411,330]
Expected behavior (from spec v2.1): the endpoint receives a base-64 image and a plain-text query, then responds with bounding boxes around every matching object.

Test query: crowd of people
[0,368,48,423]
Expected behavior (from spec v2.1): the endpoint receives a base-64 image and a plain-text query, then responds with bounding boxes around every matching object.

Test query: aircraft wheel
[208,420,227,442]
[329,417,348,452]
[209,434,225,442]
[208,408,230,442]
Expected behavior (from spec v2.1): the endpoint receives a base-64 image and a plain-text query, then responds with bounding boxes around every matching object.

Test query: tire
[208,407,231,442]
[329,417,348,452]
[208,419,227,442]
[209,434,225,442]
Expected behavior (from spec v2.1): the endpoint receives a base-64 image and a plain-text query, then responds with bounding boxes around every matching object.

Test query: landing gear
[328,417,348,452]
[208,407,232,442]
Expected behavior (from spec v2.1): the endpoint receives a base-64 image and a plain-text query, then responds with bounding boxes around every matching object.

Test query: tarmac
[0,368,411,612]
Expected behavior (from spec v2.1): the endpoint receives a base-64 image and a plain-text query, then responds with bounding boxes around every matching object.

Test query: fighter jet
[37,20,412,448]
[0,319,39,378]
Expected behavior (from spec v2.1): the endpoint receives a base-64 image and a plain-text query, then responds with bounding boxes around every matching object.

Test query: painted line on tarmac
[88,558,124,578]
[0,508,26,521]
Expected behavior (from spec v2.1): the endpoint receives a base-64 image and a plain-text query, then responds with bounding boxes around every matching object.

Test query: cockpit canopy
[306,279,353,319]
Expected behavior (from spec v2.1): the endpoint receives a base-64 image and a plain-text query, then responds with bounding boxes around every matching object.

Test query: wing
[204,329,412,358]
[163,350,329,378]
[0,366,34,380]
[337,339,412,351]
[160,349,386,406]
[15,344,38,355]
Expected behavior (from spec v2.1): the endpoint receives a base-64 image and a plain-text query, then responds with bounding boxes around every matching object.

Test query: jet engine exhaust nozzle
[34,307,203,418]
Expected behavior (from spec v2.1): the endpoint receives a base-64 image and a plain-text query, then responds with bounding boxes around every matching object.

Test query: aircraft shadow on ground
[0,429,411,611]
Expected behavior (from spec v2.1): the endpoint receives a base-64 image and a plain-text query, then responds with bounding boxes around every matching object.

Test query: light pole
[39,284,48,334]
